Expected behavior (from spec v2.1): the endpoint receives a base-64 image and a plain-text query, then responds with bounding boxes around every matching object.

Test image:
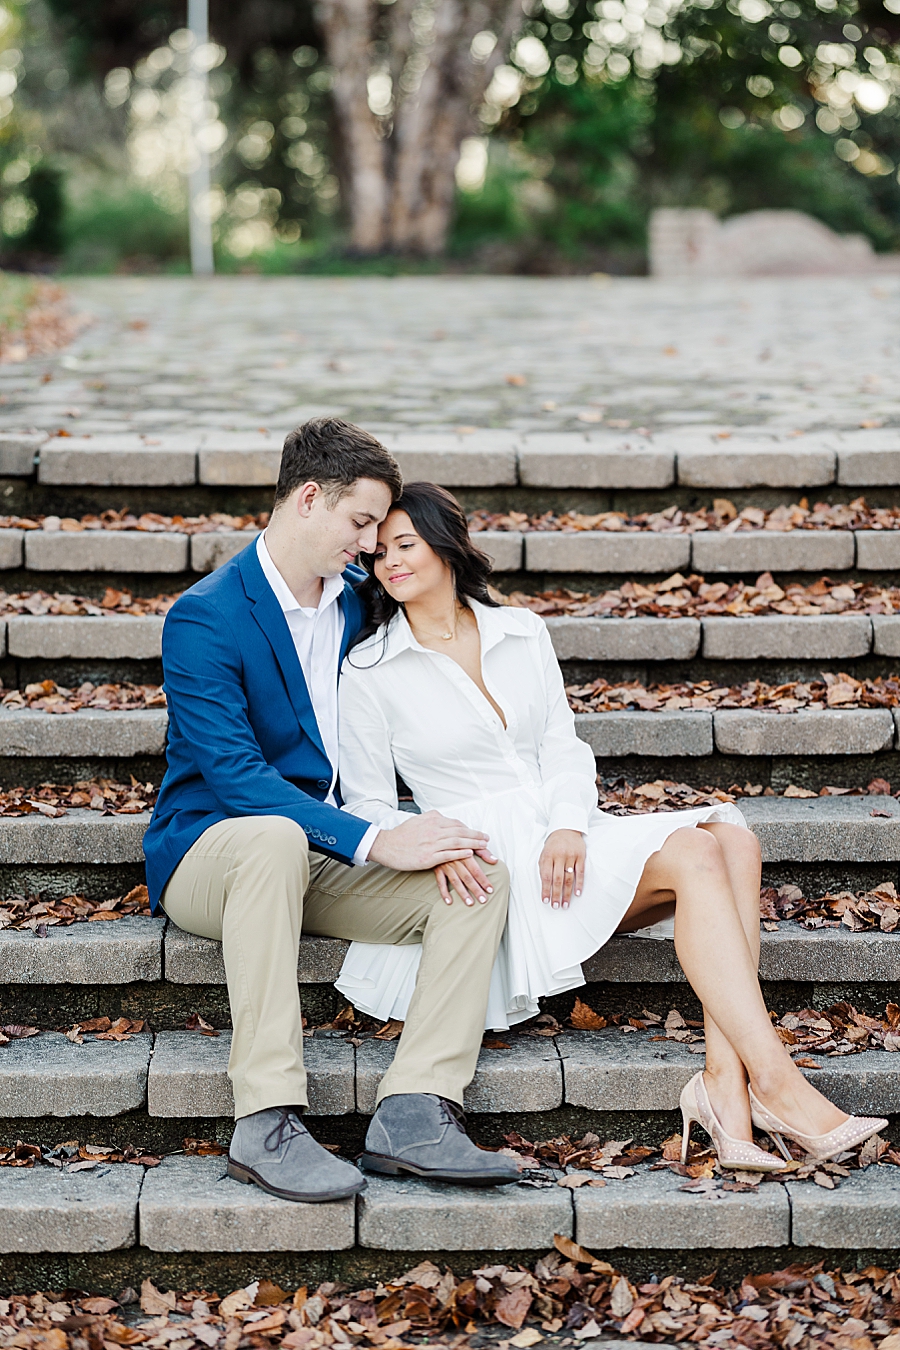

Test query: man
[143,417,519,1203]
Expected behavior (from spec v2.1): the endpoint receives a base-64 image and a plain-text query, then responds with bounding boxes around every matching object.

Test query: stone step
[8,526,900,579]
[0,707,168,757]
[6,1025,896,1122]
[546,613,899,663]
[20,428,900,491]
[3,916,897,990]
[7,702,900,761]
[0,809,148,864]
[4,610,898,664]
[578,707,898,757]
[0,795,896,874]
[524,529,900,574]
[2,1153,899,1254]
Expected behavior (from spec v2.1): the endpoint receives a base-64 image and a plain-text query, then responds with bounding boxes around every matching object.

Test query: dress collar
[257,531,345,616]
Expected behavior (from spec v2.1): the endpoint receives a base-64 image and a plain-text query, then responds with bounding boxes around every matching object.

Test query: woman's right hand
[435,854,497,906]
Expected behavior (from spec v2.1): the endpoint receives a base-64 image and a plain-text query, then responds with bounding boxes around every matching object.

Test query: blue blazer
[142,540,372,911]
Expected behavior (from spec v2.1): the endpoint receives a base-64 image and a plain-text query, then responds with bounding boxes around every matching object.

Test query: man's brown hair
[274,417,403,508]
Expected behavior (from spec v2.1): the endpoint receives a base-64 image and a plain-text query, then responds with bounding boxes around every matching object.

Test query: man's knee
[229,817,310,892]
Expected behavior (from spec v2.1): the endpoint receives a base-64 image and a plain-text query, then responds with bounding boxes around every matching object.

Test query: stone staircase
[3,423,900,1291]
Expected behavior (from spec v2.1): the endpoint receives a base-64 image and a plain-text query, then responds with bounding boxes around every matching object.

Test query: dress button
[317,779,329,790]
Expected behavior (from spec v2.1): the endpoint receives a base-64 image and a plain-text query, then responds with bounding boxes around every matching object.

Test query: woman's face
[372,509,453,605]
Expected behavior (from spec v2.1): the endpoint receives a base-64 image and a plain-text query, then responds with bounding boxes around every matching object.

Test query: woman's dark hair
[353,481,499,646]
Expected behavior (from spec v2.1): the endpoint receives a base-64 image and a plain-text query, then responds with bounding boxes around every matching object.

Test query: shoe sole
[227,1157,367,1202]
[358,1151,519,1186]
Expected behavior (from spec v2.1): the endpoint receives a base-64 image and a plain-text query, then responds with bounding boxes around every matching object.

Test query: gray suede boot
[360,1094,522,1186]
[228,1107,366,1202]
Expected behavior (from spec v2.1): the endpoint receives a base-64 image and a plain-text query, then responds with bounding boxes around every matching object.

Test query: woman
[336,482,885,1170]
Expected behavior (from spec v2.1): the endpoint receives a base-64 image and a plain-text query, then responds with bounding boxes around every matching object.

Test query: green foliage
[21,164,65,254]
[495,0,900,262]
[61,188,188,273]
[520,76,653,252]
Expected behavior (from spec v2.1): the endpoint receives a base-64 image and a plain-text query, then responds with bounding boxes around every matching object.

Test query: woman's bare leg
[694,824,761,1139]
[617,825,846,1141]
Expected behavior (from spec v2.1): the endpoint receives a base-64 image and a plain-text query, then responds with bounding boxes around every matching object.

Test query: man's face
[306,478,395,576]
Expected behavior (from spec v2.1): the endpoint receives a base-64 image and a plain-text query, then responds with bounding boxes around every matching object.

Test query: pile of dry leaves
[567,673,900,714]
[509,573,900,618]
[0,280,89,364]
[9,1252,900,1350]
[0,780,156,820]
[591,778,896,815]
[0,588,178,617]
[469,497,900,535]
[761,880,900,931]
[562,992,900,1062]
[563,991,900,1063]
[1,680,166,712]
[0,1137,224,1171]
[0,883,151,932]
[0,509,268,535]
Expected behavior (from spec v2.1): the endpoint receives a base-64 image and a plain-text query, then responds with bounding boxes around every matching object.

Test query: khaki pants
[161,815,509,1119]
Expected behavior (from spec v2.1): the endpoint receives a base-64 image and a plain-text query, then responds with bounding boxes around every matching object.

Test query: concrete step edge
[3,915,898,987]
[6,703,900,759]
[0,795,898,866]
[5,526,900,576]
[29,429,900,490]
[2,1153,898,1254]
[1,610,898,663]
[3,1025,898,1120]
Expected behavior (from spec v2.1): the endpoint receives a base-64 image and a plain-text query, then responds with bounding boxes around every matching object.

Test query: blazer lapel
[238,543,328,761]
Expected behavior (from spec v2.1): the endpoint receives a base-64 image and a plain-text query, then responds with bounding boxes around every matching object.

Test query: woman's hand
[539,829,586,910]
[435,850,497,906]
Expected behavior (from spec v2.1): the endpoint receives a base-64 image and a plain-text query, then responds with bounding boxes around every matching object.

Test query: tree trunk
[315,0,387,252]
[316,0,522,254]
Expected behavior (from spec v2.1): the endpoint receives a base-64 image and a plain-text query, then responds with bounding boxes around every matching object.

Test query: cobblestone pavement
[1,274,899,436]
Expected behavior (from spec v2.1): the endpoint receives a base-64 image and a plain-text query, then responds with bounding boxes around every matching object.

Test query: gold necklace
[411,605,464,643]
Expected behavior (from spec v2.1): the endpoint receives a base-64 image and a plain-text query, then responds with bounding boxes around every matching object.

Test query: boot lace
[438,1097,468,1135]
[264,1109,307,1154]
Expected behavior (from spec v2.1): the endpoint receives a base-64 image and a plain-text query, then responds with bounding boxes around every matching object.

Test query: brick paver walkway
[0,275,897,436]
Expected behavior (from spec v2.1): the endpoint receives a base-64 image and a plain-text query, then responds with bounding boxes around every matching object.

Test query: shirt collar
[349,598,533,667]
[257,531,345,616]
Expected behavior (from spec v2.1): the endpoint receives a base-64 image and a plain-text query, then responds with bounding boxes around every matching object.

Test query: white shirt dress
[335,600,748,1030]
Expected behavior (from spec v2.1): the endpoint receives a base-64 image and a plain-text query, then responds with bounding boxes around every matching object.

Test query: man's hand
[368,809,495,874]
[539,829,586,910]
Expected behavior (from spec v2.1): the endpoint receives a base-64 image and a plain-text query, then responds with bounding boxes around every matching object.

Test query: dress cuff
[546,803,589,837]
[353,823,381,866]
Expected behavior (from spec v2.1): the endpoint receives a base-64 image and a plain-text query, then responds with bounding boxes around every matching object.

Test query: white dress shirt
[257,533,379,865]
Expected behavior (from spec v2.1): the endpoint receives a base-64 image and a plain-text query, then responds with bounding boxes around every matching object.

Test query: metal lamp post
[187,0,214,275]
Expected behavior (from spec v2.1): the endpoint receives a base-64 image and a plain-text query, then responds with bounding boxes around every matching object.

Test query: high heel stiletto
[679,1071,787,1172]
[748,1087,887,1164]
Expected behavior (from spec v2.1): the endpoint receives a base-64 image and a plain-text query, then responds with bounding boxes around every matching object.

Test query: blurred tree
[315,0,525,252]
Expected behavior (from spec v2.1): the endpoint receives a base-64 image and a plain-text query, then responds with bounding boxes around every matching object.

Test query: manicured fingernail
[486,886,493,893]
[465,899,474,906]
[575,890,582,897]
[562,902,569,910]
[542,896,549,904]
[552,902,559,909]
[479,896,487,904]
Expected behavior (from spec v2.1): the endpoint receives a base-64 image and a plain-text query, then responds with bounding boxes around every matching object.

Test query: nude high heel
[748,1086,887,1164]
[679,1071,787,1173]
